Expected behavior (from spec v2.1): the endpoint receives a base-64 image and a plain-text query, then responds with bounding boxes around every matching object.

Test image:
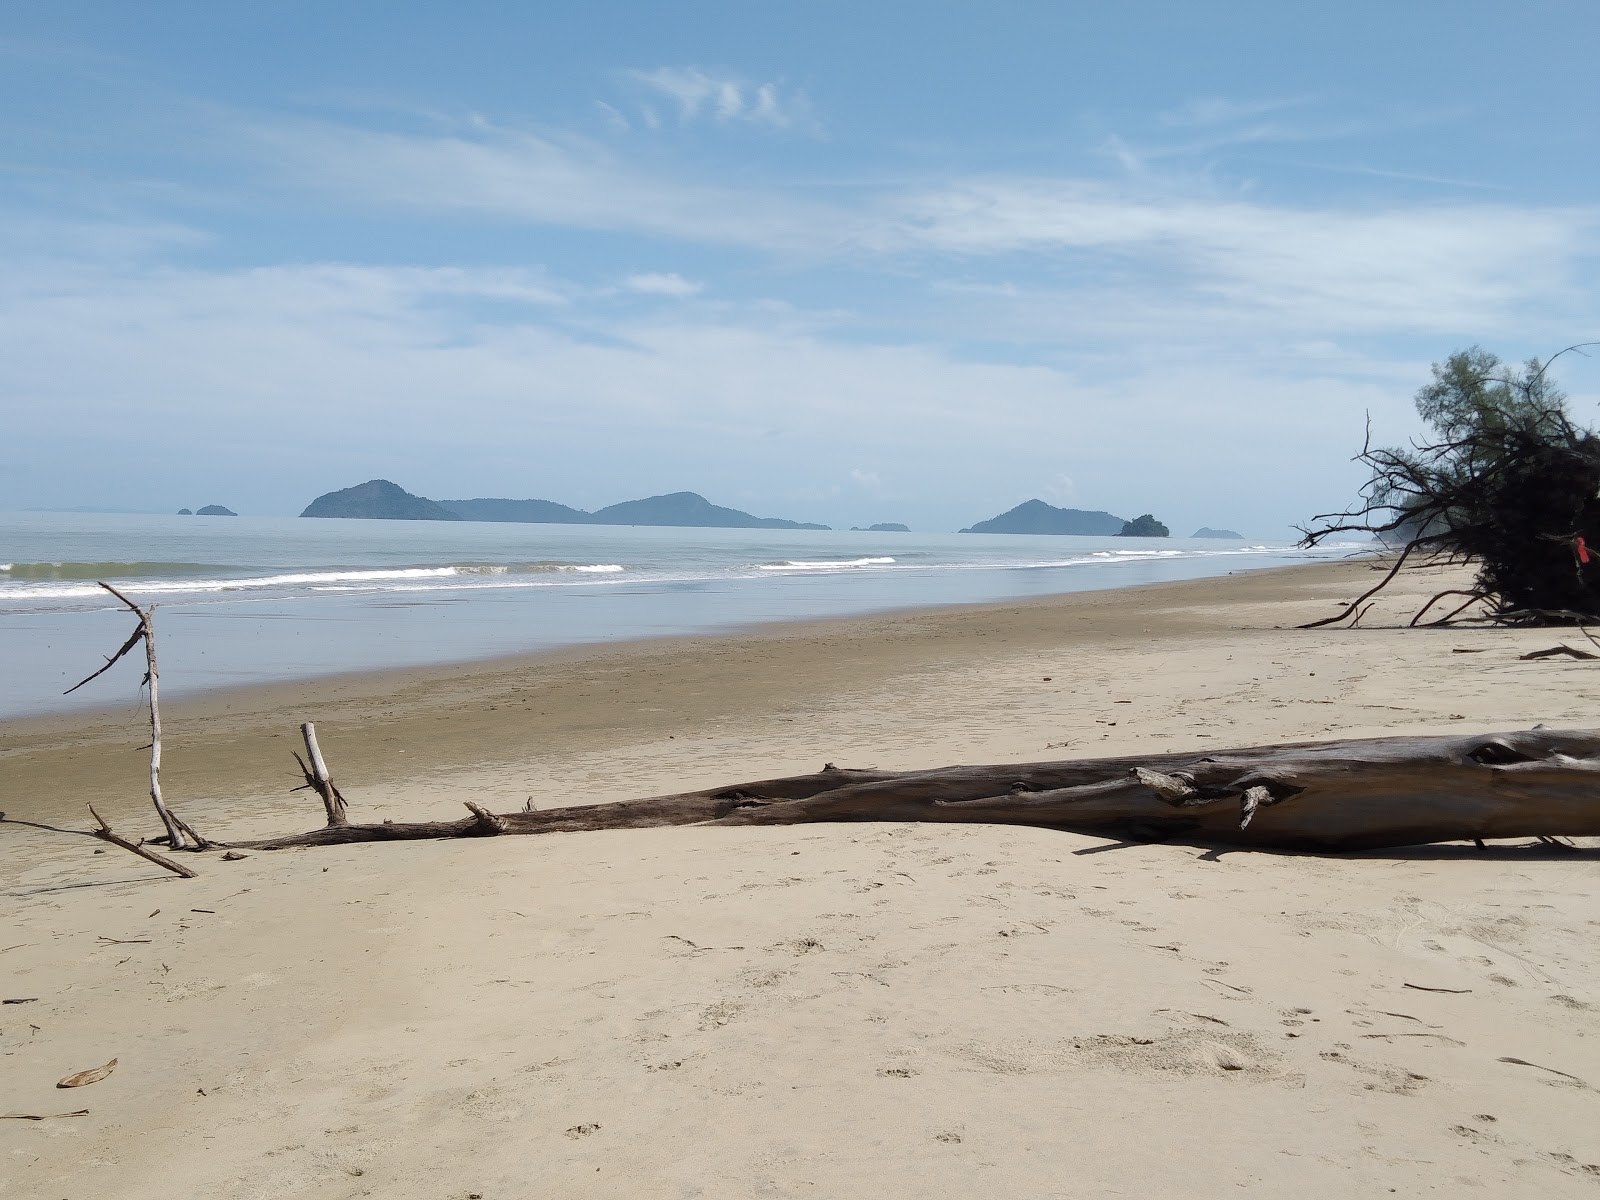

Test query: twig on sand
[2,1110,89,1121]
[1520,644,1598,661]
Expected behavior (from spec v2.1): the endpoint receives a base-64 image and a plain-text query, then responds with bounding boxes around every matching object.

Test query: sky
[3,1,1598,536]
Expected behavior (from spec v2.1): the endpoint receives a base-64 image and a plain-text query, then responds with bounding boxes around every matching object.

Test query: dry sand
[4,558,1600,1197]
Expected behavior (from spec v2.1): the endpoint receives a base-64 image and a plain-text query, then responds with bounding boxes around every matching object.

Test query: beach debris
[1496,1056,1591,1088]
[65,584,199,851]
[2,1109,89,1120]
[183,726,1600,855]
[1403,983,1472,994]
[1299,346,1600,630]
[291,722,348,827]
[57,1058,117,1088]
[221,851,249,861]
[86,805,197,879]
[1520,644,1599,661]
[95,936,152,945]
[3,997,39,1004]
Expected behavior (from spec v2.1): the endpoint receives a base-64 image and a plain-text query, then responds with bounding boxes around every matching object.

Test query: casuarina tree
[1299,344,1600,628]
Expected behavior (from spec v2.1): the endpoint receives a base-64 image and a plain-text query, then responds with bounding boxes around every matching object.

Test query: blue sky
[3,1,1597,535]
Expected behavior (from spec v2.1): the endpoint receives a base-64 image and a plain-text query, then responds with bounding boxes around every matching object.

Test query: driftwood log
[228,727,1600,854]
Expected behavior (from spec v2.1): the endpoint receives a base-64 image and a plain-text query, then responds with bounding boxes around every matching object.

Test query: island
[302,482,828,529]
[196,505,238,516]
[176,508,193,515]
[960,500,1126,536]
[1191,527,1244,539]
[1118,514,1170,537]
[440,497,589,524]
[301,480,462,521]
[851,523,910,532]
[583,492,828,530]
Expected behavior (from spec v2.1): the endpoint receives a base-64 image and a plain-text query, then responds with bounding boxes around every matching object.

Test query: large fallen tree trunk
[230,728,1600,854]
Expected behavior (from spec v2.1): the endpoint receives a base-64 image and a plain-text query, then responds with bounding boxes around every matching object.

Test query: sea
[0,512,1369,720]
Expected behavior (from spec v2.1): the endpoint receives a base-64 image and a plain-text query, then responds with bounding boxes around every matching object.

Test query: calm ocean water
[0,512,1366,719]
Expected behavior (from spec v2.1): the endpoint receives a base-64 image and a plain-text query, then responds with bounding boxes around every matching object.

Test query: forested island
[301,480,829,529]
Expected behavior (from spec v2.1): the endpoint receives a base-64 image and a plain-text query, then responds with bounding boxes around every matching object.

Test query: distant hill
[960,500,1125,536]
[1192,526,1243,539]
[588,492,828,530]
[196,504,237,516]
[851,522,910,532]
[1118,513,1169,538]
[301,483,827,528]
[301,480,462,521]
[441,497,589,524]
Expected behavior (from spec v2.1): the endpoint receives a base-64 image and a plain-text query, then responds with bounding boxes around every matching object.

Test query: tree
[1118,514,1169,538]
[1300,345,1600,627]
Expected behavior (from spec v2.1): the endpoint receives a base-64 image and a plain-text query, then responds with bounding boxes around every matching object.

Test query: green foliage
[1118,513,1170,538]
[1305,344,1600,624]
[1415,347,1570,444]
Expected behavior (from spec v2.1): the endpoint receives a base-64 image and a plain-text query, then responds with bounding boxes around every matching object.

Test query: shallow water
[0,512,1365,719]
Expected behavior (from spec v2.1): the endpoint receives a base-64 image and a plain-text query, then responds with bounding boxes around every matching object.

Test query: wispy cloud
[623,67,817,132]
[623,272,702,297]
[879,178,1598,332]
[250,111,1599,338]
[256,115,842,250]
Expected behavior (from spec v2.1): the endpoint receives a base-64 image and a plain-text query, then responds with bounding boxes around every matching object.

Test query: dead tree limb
[1300,542,1418,630]
[227,728,1600,855]
[86,805,197,879]
[66,584,189,849]
[293,722,348,826]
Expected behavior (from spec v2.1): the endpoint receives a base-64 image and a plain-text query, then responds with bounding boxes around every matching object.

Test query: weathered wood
[66,584,188,849]
[298,722,348,826]
[86,805,198,879]
[1520,644,1598,661]
[229,729,1600,854]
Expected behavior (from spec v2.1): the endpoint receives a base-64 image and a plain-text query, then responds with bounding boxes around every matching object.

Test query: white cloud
[246,113,1598,338]
[623,67,815,131]
[623,272,702,297]
[0,250,1397,530]
[594,100,630,132]
[258,116,841,251]
[879,179,1598,332]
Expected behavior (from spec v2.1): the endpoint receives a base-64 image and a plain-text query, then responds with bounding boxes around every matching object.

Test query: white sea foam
[0,562,635,603]
[758,557,897,571]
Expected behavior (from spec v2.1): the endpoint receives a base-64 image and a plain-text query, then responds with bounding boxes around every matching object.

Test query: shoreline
[4,560,1364,816]
[6,555,1590,832]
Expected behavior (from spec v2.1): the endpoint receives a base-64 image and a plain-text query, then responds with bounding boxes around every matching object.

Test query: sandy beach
[5,558,1600,1197]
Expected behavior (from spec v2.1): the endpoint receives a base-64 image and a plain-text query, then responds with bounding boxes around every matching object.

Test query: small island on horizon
[301,479,831,530]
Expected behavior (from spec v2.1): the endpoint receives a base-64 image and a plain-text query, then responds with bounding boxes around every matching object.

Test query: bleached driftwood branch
[66,583,189,850]
[224,728,1600,854]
